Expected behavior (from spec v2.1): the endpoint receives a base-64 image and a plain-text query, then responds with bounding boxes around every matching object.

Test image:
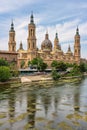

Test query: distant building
[0,13,81,68]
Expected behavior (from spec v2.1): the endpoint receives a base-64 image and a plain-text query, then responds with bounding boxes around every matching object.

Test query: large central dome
[41,32,52,51]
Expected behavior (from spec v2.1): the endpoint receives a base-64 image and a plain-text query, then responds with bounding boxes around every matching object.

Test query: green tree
[20,60,25,68]
[84,64,87,72]
[70,64,81,76]
[40,62,47,71]
[51,61,67,71]
[57,61,67,71]
[0,66,11,82]
[9,62,19,77]
[51,69,60,80]
[29,58,47,71]
[66,63,73,67]
[0,58,9,66]
[79,63,86,72]
[51,60,58,69]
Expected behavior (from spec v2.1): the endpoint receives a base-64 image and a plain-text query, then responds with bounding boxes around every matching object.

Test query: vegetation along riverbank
[0,58,87,85]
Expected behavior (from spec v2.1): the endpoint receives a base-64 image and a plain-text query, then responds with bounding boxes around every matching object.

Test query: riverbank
[0,72,86,85]
[21,73,83,84]
[0,77,21,85]
[21,74,52,83]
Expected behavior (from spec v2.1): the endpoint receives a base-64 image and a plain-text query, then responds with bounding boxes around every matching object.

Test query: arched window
[12,46,14,51]
[33,30,34,36]
[31,29,32,36]
[78,49,80,53]
[75,49,77,53]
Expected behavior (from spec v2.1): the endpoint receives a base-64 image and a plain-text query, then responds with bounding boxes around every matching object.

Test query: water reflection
[0,77,87,130]
[73,90,80,111]
[8,90,15,128]
[41,92,52,117]
[26,92,36,129]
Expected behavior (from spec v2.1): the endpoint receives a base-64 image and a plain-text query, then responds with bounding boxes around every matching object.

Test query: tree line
[0,57,87,82]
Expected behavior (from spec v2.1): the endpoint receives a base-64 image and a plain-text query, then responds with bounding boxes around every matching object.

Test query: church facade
[1,13,81,68]
[17,13,81,68]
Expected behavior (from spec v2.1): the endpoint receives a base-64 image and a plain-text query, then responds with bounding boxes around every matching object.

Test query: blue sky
[0,0,87,59]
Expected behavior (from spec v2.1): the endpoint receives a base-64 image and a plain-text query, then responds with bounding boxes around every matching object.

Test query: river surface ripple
[0,77,87,130]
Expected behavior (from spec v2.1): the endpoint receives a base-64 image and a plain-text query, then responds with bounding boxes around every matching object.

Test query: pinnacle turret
[68,45,71,52]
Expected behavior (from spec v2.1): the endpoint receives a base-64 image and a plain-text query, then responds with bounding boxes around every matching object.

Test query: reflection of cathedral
[0,13,81,68]
[27,92,36,128]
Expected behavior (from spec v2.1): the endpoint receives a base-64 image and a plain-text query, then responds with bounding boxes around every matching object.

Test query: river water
[0,77,87,130]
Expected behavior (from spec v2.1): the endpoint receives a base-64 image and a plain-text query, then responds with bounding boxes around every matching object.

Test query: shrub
[57,61,67,71]
[51,69,60,80]
[70,65,81,76]
[0,58,9,66]
[79,63,86,72]
[0,66,11,82]
[51,60,58,69]
[28,58,48,71]
[11,70,19,77]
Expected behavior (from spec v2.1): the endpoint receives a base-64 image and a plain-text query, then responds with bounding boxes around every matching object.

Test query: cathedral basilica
[0,13,81,68]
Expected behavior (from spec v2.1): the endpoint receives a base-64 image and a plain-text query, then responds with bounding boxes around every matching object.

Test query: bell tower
[74,27,81,64]
[27,13,37,51]
[54,32,61,51]
[8,21,16,52]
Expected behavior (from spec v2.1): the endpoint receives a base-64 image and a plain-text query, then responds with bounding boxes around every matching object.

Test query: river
[0,77,87,130]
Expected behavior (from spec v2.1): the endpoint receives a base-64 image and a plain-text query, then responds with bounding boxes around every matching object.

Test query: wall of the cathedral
[0,51,18,66]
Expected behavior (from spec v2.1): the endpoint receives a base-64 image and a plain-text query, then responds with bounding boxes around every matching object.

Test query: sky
[0,0,87,59]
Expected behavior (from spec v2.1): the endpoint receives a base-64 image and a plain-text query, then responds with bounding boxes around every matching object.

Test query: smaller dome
[41,33,52,51]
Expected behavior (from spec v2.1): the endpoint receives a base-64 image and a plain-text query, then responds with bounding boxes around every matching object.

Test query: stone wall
[0,51,18,66]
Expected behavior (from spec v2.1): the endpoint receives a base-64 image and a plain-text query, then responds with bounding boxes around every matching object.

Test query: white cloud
[0,0,40,13]
[0,38,8,50]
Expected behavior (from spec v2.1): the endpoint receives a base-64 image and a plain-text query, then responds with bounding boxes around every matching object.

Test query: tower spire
[76,26,79,35]
[30,11,34,24]
[68,45,71,52]
[55,32,58,40]
[45,30,49,39]
[10,19,14,31]
[20,41,24,50]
